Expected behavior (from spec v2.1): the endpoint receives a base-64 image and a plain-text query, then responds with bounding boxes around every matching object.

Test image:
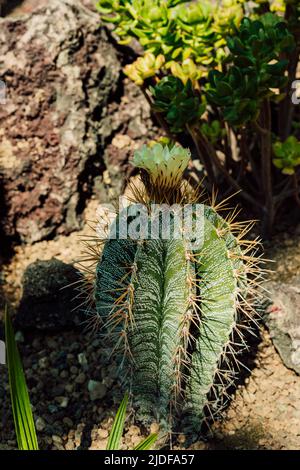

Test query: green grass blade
[106,392,129,450]
[5,307,39,450]
[134,433,158,450]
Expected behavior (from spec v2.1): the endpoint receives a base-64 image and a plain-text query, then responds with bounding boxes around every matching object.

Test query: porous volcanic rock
[265,277,300,375]
[0,0,121,243]
[16,258,84,331]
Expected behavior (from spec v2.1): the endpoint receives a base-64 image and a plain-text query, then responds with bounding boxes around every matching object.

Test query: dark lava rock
[16,258,85,331]
[0,0,121,243]
[265,277,300,375]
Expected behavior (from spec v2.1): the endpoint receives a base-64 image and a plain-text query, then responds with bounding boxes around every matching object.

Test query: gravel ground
[1,0,300,451]
[1,199,300,450]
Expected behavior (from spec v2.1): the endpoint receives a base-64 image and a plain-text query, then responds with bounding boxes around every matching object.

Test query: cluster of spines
[77,180,267,436]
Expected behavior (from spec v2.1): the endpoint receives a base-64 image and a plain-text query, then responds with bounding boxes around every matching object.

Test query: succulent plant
[124,53,165,86]
[90,143,263,433]
[97,2,300,236]
[206,14,295,126]
[97,0,245,83]
[200,120,225,145]
[151,76,206,133]
[273,136,300,175]
[166,58,202,85]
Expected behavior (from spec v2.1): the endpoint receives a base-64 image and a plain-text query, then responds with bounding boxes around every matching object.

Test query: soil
[0,199,300,450]
[1,0,300,452]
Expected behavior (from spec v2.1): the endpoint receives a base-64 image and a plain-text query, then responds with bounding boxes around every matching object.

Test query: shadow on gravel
[0,1,23,17]
[209,424,265,450]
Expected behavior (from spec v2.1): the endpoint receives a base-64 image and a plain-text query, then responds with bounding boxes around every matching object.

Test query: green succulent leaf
[272,136,300,174]
[134,433,158,450]
[5,307,39,450]
[106,392,129,450]
[151,76,205,132]
[206,13,295,126]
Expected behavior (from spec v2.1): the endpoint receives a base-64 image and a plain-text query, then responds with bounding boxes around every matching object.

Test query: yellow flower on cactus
[124,53,165,85]
[133,143,190,190]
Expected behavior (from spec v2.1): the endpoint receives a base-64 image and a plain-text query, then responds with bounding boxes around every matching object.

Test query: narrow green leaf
[5,307,39,450]
[106,392,129,450]
[134,433,158,450]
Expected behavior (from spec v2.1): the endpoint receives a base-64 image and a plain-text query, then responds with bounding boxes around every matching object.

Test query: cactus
[88,143,263,433]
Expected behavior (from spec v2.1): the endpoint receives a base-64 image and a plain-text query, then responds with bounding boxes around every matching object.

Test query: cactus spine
[89,143,263,432]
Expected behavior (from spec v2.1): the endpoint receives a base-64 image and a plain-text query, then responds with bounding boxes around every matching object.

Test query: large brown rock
[266,277,300,375]
[16,258,84,331]
[0,0,121,243]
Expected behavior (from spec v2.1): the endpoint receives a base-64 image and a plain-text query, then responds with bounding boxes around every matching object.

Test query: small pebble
[35,417,46,432]
[150,422,159,434]
[75,372,86,384]
[63,417,73,428]
[38,357,49,369]
[88,380,107,401]
[98,429,108,439]
[15,331,24,343]
[78,353,88,368]
[65,384,73,393]
[52,435,63,444]
[55,396,69,408]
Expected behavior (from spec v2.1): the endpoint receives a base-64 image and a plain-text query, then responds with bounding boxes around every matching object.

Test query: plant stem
[141,86,176,142]
[279,46,300,140]
[293,173,300,207]
[223,123,235,170]
[192,126,262,208]
[278,4,300,139]
[186,124,215,185]
[259,99,274,238]
[238,128,249,181]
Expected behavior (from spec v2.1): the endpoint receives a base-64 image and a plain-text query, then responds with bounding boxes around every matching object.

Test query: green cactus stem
[87,143,263,434]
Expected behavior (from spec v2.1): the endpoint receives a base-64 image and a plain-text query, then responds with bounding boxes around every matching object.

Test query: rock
[65,384,73,394]
[16,258,84,331]
[38,357,49,369]
[48,404,58,414]
[87,380,107,401]
[150,422,160,434]
[190,441,206,450]
[55,396,69,408]
[35,417,46,432]
[65,440,75,450]
[0,0,121,243]
[98,428,108,439]
[48,385,65,398]
[89,439,107,450]
[1,1,49,17]
[75,372,86,384]
[63,417,73,428]
[127,425,140,436]
[52,435,63,444]
[265,277,300,374]
[14,331,24,343]
[0,443,16,450]
[78,352,88,369]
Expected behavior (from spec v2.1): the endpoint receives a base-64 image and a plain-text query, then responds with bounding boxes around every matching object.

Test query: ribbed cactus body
[88,143,262,434]
[185,209,238,424]
[94,203,253,430]
[131,237,189,421]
